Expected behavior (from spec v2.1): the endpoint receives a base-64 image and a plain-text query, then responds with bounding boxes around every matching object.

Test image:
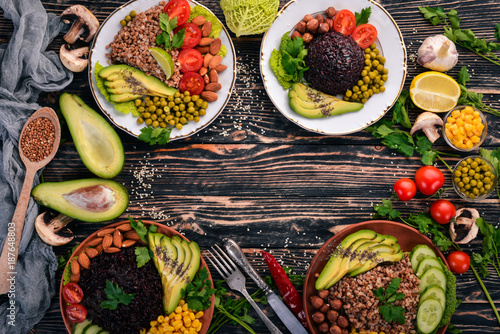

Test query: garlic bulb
[417,35,458,72]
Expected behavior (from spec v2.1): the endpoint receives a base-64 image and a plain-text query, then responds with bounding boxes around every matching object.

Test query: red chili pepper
[261,250,308,329]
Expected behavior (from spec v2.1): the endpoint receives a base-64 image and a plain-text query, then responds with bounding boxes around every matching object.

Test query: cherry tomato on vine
[447,251,470,274]
[163,0,191,26]
[66,304,87,323]
[414,166,445,196]
[393,178,417,201]
[333,10,356,35]
[62,282,84,304]
[430,199,456,224]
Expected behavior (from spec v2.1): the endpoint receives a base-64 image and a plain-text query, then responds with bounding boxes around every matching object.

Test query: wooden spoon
[0,107,61,294]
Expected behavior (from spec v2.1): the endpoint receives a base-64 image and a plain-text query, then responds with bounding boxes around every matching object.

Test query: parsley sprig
[138,127,173,145]
[354,7,372,26]
[373,277,406,324]
[129,217,157,267]
[100,280,135,310]
[182,267,216,312]
[456,66,500,118]
[419,7,500,67]
[156,14,185,51]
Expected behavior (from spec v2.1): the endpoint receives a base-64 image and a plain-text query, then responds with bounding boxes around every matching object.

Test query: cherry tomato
[62,282,84,304]
[414,166,445,196]
[447,251,470,274]
[393,178,417,201]
[333,10,356,35]
[163,0,190,26]
[178,48,203,73]
[351,24,378,49]
[179,72,205,95]
[66,304,87,323]
[430,199,456,224]
[174,23,202,49]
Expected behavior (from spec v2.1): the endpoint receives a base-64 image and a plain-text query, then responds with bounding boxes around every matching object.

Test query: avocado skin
[288,83,363,118]
[31,178,129,223]
[59,93,125,179]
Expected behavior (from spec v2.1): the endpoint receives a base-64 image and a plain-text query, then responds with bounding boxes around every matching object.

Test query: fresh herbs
[269,32,308,90]
[457,66,500,117]
[100,280,136,310]
[472,218,500,278]
[419,7,500,67]
[129,217,157,267]
[138,125,173,145]
[373,277,406,324]
[355,7,372,26]
[156,14,185,51]
[182,267,216,312]
[135,246,152,268]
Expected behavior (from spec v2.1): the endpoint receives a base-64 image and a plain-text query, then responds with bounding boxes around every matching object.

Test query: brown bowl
[60,220,215,334]
[303,220,450,334]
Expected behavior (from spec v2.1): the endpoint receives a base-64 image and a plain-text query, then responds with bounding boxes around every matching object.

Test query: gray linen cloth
[0,0,73,332]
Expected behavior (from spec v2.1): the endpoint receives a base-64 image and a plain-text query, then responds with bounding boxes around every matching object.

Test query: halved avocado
[32,178,129,222]
[350,251,404,276]
[59,93,124,179]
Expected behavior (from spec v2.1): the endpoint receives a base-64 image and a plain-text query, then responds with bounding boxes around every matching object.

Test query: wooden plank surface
[0,0,498,333]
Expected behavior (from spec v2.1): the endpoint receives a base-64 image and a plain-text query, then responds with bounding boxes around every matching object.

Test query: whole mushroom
[59,44,89,72]
[449,208,480,244]
[61,5,99,44]
[410,112,444,143]
[35,211,74,246]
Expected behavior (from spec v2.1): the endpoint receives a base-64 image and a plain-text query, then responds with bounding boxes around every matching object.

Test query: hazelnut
[306,18,319,33]
[302,32,313,43]
[330,299,343,311]
[318,322,330,333]
[318,22,329,34]
[291,31,302,40]
[329,325,342,334]
[326,7,337,18]
[341,329,348,334]
[310,295,324,309]
[327,310,339,323]
[312,311,326,324]
[325,18,334,29]
[315,14,325,23]
[296,21,307,33]
[337,316,349,328]
[319,303,330,313]
[318,289,329,299]
[303,14,314,22]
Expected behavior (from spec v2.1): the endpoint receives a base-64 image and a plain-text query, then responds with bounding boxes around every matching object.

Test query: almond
[105,247,121,254]
[195,46,210,54]
[70,272,80,283]
[78,252,91,270]
[203,54,213,68]
[85,248,99,258]
[214,64,227,73]
[102,234,113,250]
[88,237,103,247]
[71,258,80,275]
[208,55,222,69]
[97,228,115,237]
[124,230,140,241]
[191,15,206,26]
[200,91,218,102]
[201,21,212,37]
[95,244,103,255]
[209,69,218,83]
[209,38,221,55]
[199,66,208,76]
[198,37,213,46]
[116,224,132,232]
[113,230,123,248]
[203,74,210,85]
[122,239,137,248]
[205,83,222,92]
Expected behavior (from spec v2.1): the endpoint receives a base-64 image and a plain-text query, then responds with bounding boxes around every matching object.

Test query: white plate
[260,0,406,135]
[88,0,236,140]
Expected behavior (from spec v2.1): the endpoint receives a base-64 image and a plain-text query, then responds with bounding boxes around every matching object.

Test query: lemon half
[149,47,175,80]
[409,71,460,113]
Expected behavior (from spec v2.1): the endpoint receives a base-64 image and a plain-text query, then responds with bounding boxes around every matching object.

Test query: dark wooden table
[1,0,499,333]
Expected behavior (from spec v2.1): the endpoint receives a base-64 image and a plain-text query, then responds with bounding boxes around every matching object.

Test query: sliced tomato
[66,304,87,323]
[179,72,205,95]
[333,9,356,35]
[178,48,203,73]
[174,23,202,49]
[163,0,191,26]
[62,282,84,304]
[351,24,378,49]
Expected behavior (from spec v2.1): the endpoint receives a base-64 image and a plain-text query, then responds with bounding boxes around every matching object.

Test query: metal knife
[223,238,309,334]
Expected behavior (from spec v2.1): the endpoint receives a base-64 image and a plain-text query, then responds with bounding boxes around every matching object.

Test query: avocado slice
[32,178,128,222]
[98,64,177,100]
[347,236,386,273]
[109,93,143,103]
[350,251,404,277]
[288,83,363,118]
[59,93,124,179]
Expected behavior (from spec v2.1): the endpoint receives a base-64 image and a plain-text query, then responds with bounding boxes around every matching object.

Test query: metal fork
[207,245,283,334]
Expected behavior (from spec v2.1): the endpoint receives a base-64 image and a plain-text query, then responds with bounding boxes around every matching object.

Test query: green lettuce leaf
[220,0,279,37]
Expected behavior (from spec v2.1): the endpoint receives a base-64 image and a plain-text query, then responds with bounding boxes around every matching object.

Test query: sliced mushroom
[35,211,74,246]
[449,208,480,244]
[410,112,444,143]
[61,5,99,44]
[59,44,89,72]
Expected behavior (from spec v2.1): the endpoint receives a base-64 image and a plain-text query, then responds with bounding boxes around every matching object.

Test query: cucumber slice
[419,267,447,293]
[410,245,437,272]
[73,319,92,334]
[420,284,446,310]
[417,298,444,334]
[84,324,104,334]
[415,256,443,278]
